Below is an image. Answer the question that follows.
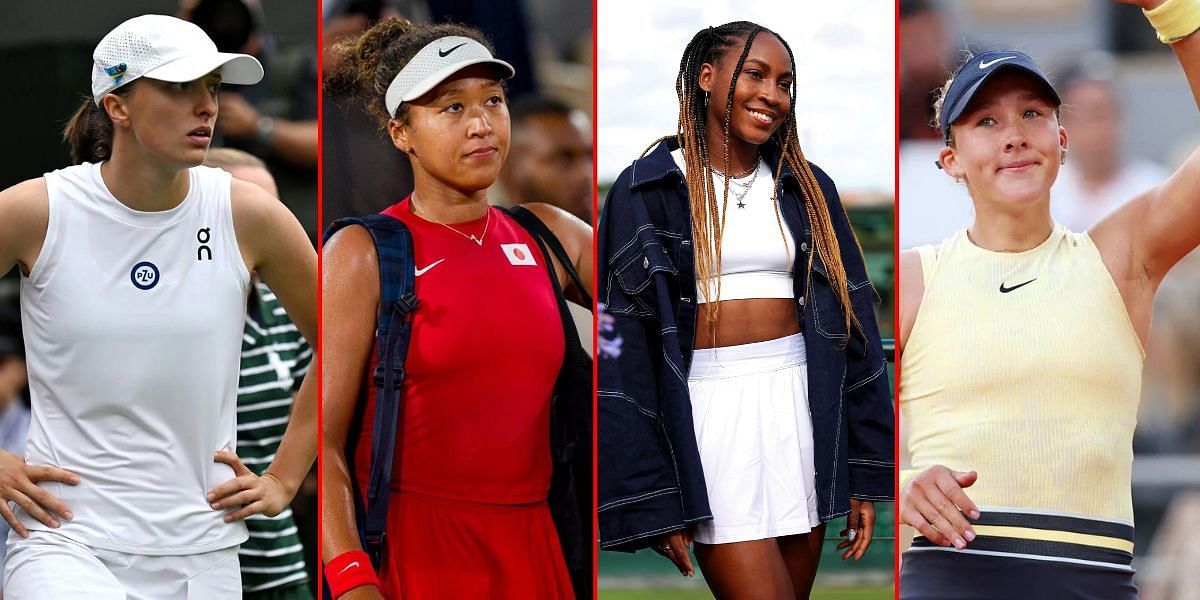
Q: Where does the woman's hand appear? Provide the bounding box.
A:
[207,449,295,521]
[900,465,980,550]
[837,499,875,560]
[0,450,78,537]
[651,529,695,577]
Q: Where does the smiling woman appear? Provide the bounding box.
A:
[0,13,318,599]
[597,20,894,600]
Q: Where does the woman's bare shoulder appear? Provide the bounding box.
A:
[0,177,49,214]
[0,178,51,251]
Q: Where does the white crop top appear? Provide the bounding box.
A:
[671,148,796,303]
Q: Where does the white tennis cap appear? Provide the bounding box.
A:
[91,14,264,105]
[384,36,515,117]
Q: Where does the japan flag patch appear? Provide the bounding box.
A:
[502,243,537,266]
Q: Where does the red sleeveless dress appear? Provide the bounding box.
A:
[351,198,573,598]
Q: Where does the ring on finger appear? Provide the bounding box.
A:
[659,544,672,554]
[848,529,858,541]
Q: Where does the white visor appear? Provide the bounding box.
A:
[384,36,515,117]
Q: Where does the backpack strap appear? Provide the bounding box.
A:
[323,214,418,565]
[502,205,595,599]
[504,206,592,307]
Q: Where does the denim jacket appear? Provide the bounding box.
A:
[597,139,894,551]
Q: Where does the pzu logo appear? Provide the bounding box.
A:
[197,227,212,261]
[130,261,159,290]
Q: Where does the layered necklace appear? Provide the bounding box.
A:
[711,155,760,209]
[410,193,490,246]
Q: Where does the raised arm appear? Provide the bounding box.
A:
[1093,0,1200,290]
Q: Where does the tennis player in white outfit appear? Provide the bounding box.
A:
[0,14,317,599]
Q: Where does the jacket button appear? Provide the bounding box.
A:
[798,296,805,307]
[800,241,809,252]
[643,257,649,269]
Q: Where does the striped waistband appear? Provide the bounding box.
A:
[910,509,1134,572]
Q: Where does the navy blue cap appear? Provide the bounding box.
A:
[939,50,1061,144]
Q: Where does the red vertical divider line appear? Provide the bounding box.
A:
[315,0,325,593]
[892,0,902,597]
[591,0,601,598]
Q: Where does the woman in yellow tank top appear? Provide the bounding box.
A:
[898,1,1200,598]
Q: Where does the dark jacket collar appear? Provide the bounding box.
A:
[628,136,800,189]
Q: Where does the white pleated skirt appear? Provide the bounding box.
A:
[687,332,820,544]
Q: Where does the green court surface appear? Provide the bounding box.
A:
[600,586,893,600]
[599,503,895,579]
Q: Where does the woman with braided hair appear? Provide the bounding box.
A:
[598,20,894,598]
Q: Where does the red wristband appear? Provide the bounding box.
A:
[324,550,381,598]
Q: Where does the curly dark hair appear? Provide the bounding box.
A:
[325,17,496,131]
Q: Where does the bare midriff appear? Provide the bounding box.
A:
[693,297,800,349]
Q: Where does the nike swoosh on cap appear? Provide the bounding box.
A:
[980,56,1017,69]
[438,43,468,57]
[415,258,445,276]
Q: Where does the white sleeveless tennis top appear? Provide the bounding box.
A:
[19,162,250,554]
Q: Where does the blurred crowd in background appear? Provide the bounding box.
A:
[900,0,1200,594]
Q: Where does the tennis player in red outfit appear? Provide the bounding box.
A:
[320,18,593,600]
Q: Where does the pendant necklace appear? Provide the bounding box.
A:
[713,160,760,209]
[411,194,490,246]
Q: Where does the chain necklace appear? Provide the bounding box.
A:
[713,160,760,208]
[710,152,760,179]
[411,194,490,246]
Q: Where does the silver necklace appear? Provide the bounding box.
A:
[712,162,757,179]
[411,194,490,246]
[713,162,760,208]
